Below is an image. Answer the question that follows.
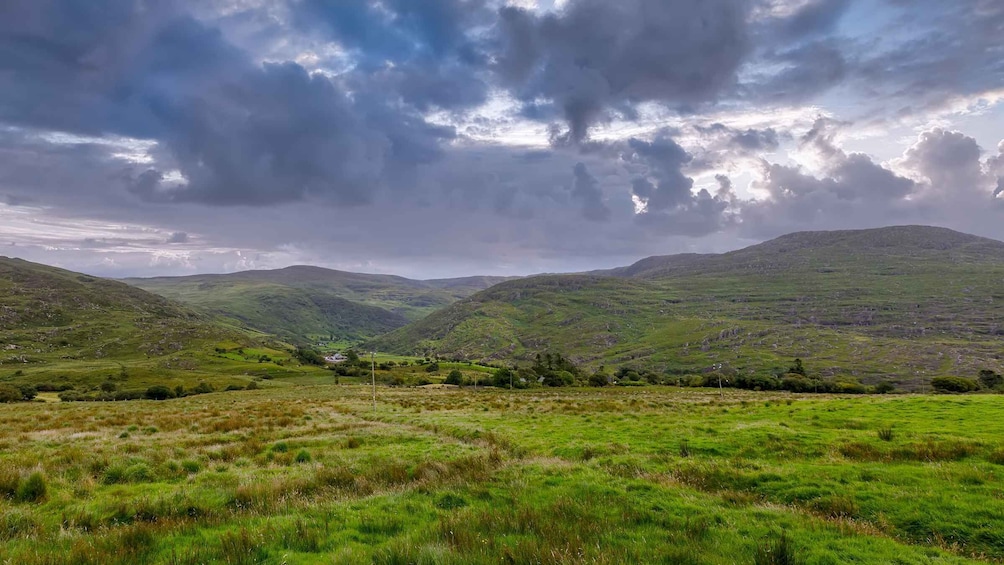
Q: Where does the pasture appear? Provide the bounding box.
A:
[1,384,1002,564]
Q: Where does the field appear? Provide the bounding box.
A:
[2,383,1003,564]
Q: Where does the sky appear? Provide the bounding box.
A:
[0,0,1002,279]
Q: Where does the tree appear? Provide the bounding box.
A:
[344,349,360,364]
[788,358,806,376]
[978,369,1003,389]
[492,367,513,389]
[445,370,464,386]
[588,372,609,387]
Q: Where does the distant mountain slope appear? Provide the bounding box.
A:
[368,226,1004,388]
[125,266,516,343]
[0,257,308,390]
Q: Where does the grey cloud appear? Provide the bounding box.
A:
[570,163,611,222]
[620,132,734,236]
[901,129,988,195]
[166,232,189,244]
[293,0,491,112]
[496,0,752,143]
[0,0,457,207]
[626,136,694,211]
[853,0,1004,113]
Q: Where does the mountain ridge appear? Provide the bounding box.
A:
[366,225,1004,388]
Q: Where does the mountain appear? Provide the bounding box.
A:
[0,257,312,391]
[124,266,515,343]
[368,226,1004,388]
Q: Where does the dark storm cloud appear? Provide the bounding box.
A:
[496,0,752,143]
[569,163,611,222]
[0,0,456,207]
[618,132,734,236]
[626,136,694,211]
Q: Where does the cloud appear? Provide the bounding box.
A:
[496,0,752,143]
[0,0,457,207]
[166,232,189,244]
[900,128,989,196]
[569,163,611,222]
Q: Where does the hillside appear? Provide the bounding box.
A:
[125,267,514,343]
[368,226,1004,388]
[0,257,324,392]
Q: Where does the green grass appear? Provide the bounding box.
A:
[369,226,1004,388]
[0,385,1002,563]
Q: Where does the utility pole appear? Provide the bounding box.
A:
[371,351,376,413]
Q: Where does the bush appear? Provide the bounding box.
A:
[294,449,312,463]
[588,372,609,387]
[246,381,259,390]
[0,385,22,403]
[144,386,175,400]
[978,369,1003,389]
[193,382,214,394]
[931,376,979,393]
[17,385,37,401]
[16,471,47,503]
[100,381,118,392]
[874,381,896,394]
[425,362,440,373]
[444,370,463,386]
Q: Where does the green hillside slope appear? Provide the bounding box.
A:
[368,226,1004,388]
[0,257,324,392]
[125,267,514,343]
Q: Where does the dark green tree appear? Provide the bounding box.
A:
[445,369,464,386]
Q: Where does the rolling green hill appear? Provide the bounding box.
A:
[125,267,514,343]
[368,226,1004,388]
[0,257,326,392]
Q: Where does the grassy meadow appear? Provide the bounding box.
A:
[2,383,1003,564]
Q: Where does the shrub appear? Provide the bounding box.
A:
[931,376,979,393]
[978,369,1003,389]
[16,472,47,503]
[294,449,312,463]
[444,370,463,386]
[246,381,259,390]
[100,381,118,392]
[0,385,22,403]
[874,381,896,394]
[193,382,214,394]
[878,428,894,441]
[588,372,609,387]
[144,385,175,400]
[17,385,37,401]
[425,362,440,373]
[225,384,244,391]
